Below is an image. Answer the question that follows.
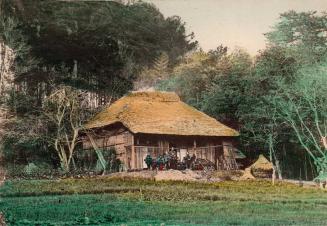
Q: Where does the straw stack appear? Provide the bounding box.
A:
[250,154,273,178]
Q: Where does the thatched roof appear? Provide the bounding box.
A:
[85,91,239,137]
[250,154,273,171]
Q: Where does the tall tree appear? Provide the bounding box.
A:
[274,61,327,175]
[266,11,327,63]
[134,52,170,90]
[43,86,90,172]
[0,0,197,169]
[3,0,197,103]
[201,48,252,128]
[157,48,232,108]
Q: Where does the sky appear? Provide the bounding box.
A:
[145,0,327,55]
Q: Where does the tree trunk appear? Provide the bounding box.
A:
[268,134,282,181]
[274,156,283,180]
[322,136,327,150]
[0,41,15,95]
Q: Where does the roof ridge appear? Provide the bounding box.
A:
[127,91,180,102]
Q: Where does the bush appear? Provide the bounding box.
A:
[6,162,60,179]
[23,163,38,175]
[5,89,39,116]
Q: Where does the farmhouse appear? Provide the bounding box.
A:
[82,91,241,170]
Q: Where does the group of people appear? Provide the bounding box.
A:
[144,152,175,170]
[183,153,197,169]
[144,150,197,170]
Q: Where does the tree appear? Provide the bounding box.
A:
[3,0,197,103]
[157,49,231,108]
[0,16,39,97]
[134,52,170,90]
[236,46,299,179]
[43,86,90,172]
[153,52,170,79]
[275,62,327,175]
[240,96,285,179]
[266,11,327,63]
[1,112,50,166]
[261,11,327,178]
[199,48,252,127]
[1,0,197,171]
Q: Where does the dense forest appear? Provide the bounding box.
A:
[0,1,326,180]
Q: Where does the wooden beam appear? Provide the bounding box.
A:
[131,134,135,169]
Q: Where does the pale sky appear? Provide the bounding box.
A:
[145,0,327,55]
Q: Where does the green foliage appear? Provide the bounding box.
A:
[1,88,47,166]
[158,32,323,179]
[5,162,58,179]
[143,10,326,179]
[158,47,252,113]
[266,11,327,63]
[1,178,327,225]
[2,1,327,181]
[0,1,197,174]
[95,148,122,173]
[158,48,236,108]
[1,177,325,200]
[134,51,171,89]
[274,60,327,173]
[0,16,39,74]
[105,148,122,173]
[73,148,121,174]
[3,1,196,94]
[23,163,38,176]
[314,171,327,182]
[1,115,52,166]
[5,89,39,116]
[235,46,300,177]
[94,159,105,174]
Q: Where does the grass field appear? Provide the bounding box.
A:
[1,177,327,225]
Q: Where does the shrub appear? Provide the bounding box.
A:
[23,163,38,175]
[77,147,122,174]
[6,162,60,179]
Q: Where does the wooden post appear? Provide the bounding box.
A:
[131,135,135,169]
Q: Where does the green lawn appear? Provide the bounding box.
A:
[1,177,327,225]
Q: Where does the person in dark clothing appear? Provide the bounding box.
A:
[144,154,153,170]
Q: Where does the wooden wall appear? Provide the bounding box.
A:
[82,123,133,165]
[82,126,237,170]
